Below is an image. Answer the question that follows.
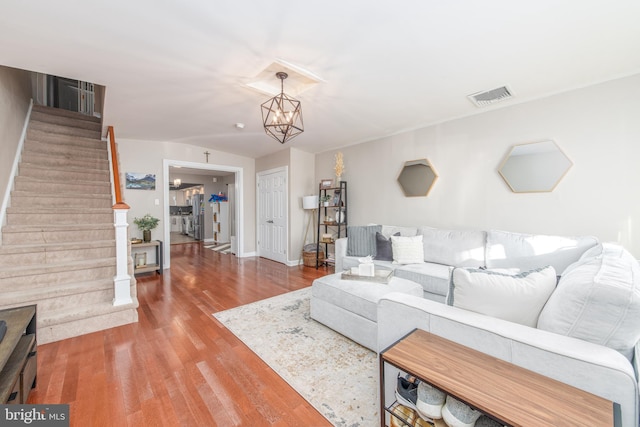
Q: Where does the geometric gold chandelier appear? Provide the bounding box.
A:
[261,72,304,144]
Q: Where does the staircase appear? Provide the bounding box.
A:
[0,105,139,344]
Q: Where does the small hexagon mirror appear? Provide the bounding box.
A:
[499,140,572,193]
[397,159,438,197]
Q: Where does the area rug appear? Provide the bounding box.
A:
[204,242,232,254]
[213,287,378,426]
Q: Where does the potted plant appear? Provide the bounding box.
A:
[133,214,160,242]
[320,195,331,207]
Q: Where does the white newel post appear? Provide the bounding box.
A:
[113,208,133,306]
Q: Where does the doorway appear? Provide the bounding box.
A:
[162,159,244,269]
[256,167,288,264]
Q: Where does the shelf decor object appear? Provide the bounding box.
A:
[341,268,393,284]
[261,72,304,144]
[334,151,345,182]
[133,213,160,242]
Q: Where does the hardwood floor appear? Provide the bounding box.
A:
[28,243,333,426]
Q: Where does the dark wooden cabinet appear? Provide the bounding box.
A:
[0,305,37,404]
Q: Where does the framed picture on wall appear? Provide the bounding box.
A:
[320,178,333,189]
[126,172,156,190]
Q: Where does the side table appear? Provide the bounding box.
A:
[380,329,620,426]
[131,240,163,275]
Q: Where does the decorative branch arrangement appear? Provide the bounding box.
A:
[334,151,344,182]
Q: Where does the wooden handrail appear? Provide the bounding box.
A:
[107,126,130,210]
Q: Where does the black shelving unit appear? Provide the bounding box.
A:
[316,181,348,269]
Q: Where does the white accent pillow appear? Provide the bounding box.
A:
[537,243,640,360]
[391,235,424,265]
[447,266,557,327]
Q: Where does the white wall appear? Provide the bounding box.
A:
[116,138,255,263]
[289,148,316,262]
[315,74,640,257]
[0,66,31,210]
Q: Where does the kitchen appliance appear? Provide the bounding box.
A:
[183,216,193,237]
[192,194,205,240]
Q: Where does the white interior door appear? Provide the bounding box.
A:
[257,168,287,264]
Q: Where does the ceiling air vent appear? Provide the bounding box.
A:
[467,85,513,107]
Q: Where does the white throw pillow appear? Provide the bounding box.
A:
[391,235,424,264]
[537,243,640,361]
[447,266,557,327]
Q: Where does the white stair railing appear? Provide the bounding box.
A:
[106,126,133,306]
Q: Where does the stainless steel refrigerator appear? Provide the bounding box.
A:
[192,194,205,240]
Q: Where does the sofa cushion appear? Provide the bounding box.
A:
[395,262,453,297]
[485,229,598,275]
[381,225,419,238]
[346,225,382,257]
[537,243,640,361]
[419,227,486,268]
[311,273,423,322]
[447,266,557,327]
[374,231,400,261]
[392,235,425,264]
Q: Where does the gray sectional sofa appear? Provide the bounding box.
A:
[325,225,640,426]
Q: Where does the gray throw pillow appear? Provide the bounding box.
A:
[374,231,399,261]
[346,225,382,257]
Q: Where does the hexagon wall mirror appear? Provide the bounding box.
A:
[499,140,572,193]
[397,159,438,197]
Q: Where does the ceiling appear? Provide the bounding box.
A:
[1,1,639,159]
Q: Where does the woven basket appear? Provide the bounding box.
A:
[303,250,324,267]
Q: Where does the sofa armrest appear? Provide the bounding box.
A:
[334,237,348,272]
[378,293,639,427]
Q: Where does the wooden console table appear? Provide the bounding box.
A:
[380,329,619,426]
[131,240,163,275]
